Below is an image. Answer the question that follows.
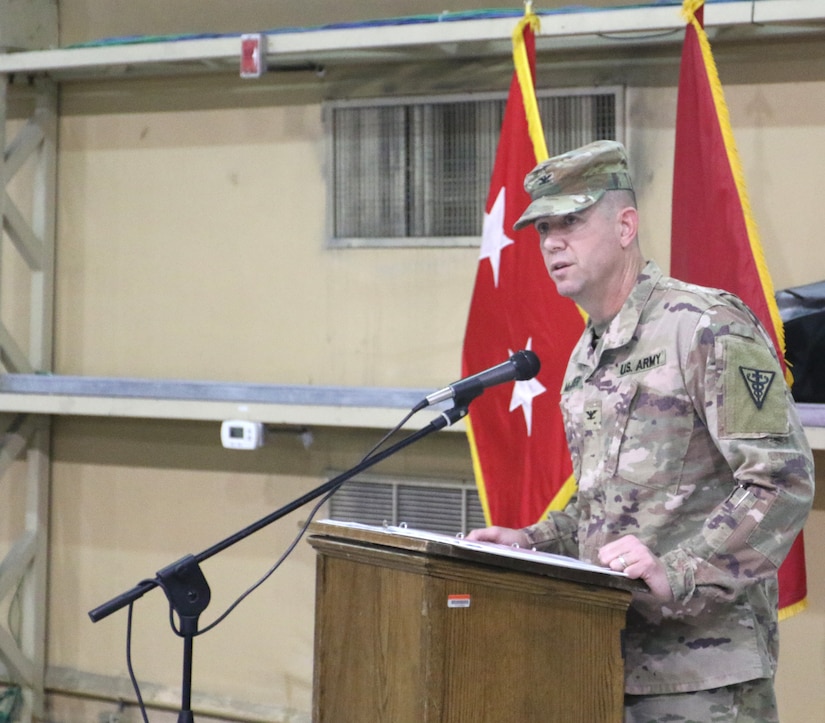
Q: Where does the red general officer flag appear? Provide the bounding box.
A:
[462,10,584,529]
[671,0,807,617]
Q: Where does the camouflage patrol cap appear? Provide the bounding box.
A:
[513,140,634,230]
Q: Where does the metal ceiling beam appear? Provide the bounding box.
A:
[0,2,823,80]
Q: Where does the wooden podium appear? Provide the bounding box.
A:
[307,521,642,723]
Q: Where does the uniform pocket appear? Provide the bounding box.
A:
[613,380,694,488]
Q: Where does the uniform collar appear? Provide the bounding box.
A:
[584,260,661,354]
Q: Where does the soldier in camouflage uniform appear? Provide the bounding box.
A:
[467,140,814,722]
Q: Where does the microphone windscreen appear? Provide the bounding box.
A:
[511,349,541,380]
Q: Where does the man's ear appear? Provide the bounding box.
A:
[617,206,639,249]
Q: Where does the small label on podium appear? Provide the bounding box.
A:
[447,593,471,608]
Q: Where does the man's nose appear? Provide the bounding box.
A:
[542,233,565,252]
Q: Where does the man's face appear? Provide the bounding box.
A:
[534,198,623,308]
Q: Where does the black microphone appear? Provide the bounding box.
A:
[414,350,541,411]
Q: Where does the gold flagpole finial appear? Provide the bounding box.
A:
[518,0,541,35]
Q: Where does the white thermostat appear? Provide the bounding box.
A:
[220,420,265,450]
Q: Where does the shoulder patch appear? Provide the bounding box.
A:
[720,336,788,437]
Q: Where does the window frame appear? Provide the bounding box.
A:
[324,85,626,249]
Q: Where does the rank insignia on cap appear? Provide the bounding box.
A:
[739,366,776,410]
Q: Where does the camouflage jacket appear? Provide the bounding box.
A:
[523,261,814,695]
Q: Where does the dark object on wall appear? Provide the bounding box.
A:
[776,280,825,404]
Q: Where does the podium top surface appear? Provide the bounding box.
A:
[308,519,646,594]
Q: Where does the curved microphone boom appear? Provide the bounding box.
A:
[414,349,541,412]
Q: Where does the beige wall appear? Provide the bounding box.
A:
[56,85,477,387]
[3,2,825,721]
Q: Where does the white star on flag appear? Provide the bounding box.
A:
[479,186,514,288]
[508,339,546,436]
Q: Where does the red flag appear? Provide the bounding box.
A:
[462,11,584,529]
[671,0,807,617]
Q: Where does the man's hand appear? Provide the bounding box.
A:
[465,526,530,548]
[598,535,673,600]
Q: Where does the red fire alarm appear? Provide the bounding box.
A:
[240,33,265,78]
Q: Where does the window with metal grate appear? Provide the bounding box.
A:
[325,87,623,247]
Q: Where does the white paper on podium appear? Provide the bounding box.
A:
[316,519,628,578]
